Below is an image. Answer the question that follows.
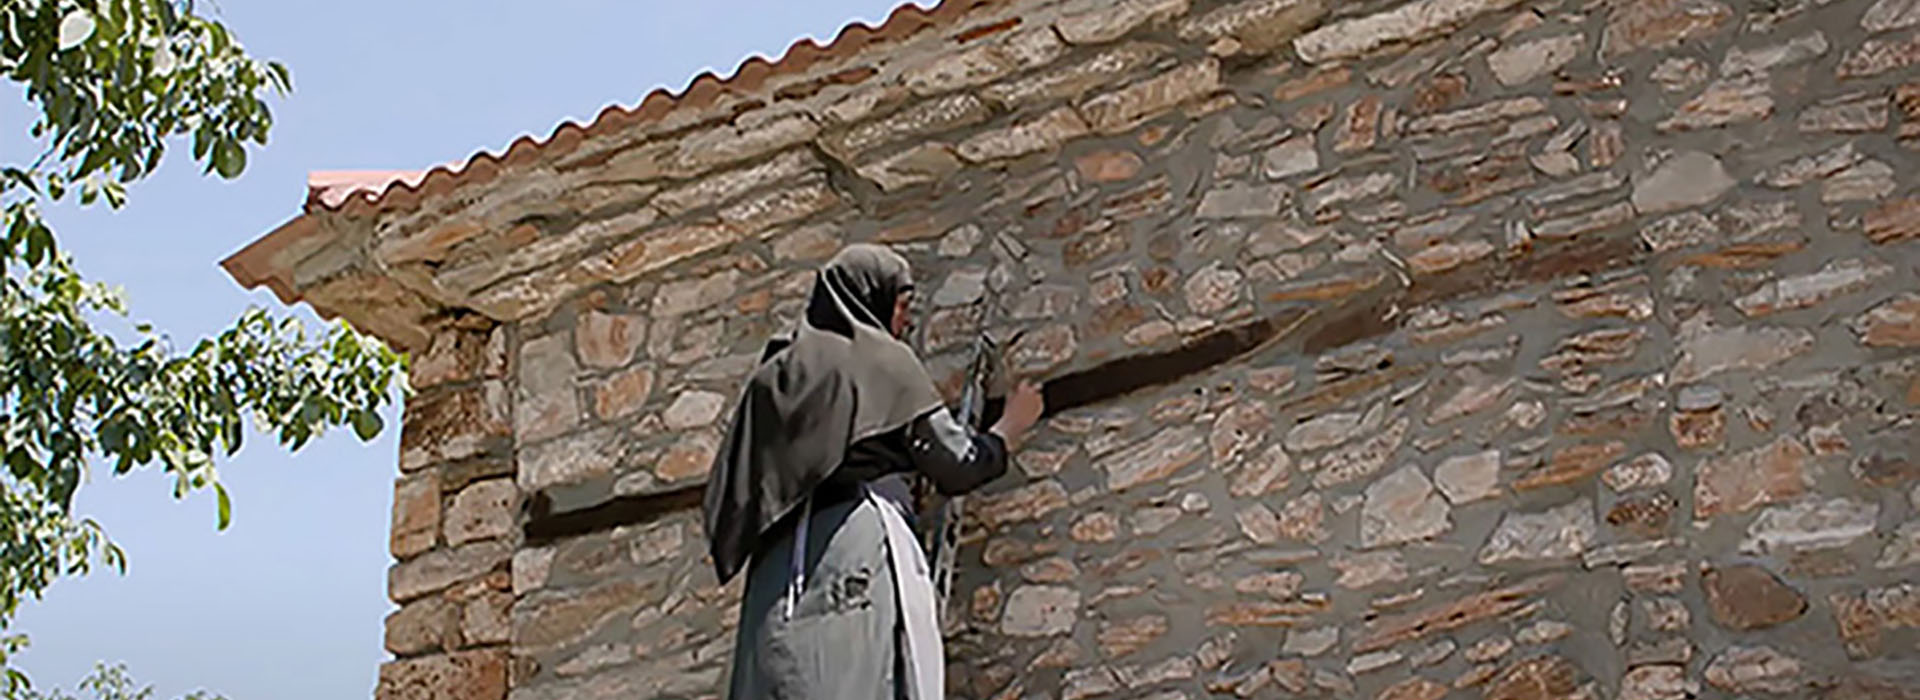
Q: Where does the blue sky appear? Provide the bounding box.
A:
[4,2,918,697]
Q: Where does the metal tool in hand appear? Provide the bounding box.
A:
[922,293,1002,627]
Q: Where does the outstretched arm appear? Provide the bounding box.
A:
[907,381,1044,495]
[906,407,1009,495]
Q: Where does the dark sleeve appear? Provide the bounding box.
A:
[905,407,1009,495]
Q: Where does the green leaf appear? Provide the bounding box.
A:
[23,224,50,268]
[351,409,382,442]
[211,140,243,179]
[213,483,231,531]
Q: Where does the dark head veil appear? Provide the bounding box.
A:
[702,244,945,583]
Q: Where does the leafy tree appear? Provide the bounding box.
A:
[1,0,408,691]
[19,662,223,700]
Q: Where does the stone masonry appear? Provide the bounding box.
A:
[224,0,1920,698]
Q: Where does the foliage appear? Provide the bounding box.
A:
[0,0,410,693]
[13,661,225,700]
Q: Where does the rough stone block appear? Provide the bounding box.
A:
[401,382,510,472]
[443,478,518,547]
[1057,0,1188,44]
[956,107,1090,163]
[1487,34,1583,86]
[391,474,440,559]
[410,327,507,390]
[1297,0,1521,63]
[375,649,507,700]
[389,540,511,603]
[1179,0,1326,55]
[1079,60,1221,134]
[1603,0,1732,57]
[385,596,461,657]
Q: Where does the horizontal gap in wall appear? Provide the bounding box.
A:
[1039,306,1317,416]
[523,484,704,546]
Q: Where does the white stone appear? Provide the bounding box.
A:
[1464,635,1513,663]
[1001,585,1080,637]
[1178,0,1324,52]
[1056,0,1189,44]
[1720,31,1829,76]
[1408,639,1455,667]
[1739,497,1880,555]
[662,391,727,430]
[1516,620,1573,644]
[516,335,580,443]
[1332,550,1407,589]
[1345,650,1402,675]
[1133,506,1183,535]
[1822,159,1898,202]
[1755,142,1861,188]
[1877,520,1920,569]
[932,268,989,307]
[1604,452,1675,492]
[1487,34,1583,85]
[388,541,511,602]
[1062,667,1120,700]
[518,426,624,491]
[1405,97,1547,134]
[1632,151,1734,215]
[1361,465,1452,548]
[1704,645,1803,694]
[511,546,555,595]
[1479,499,1597,564]
[1734,258,1893,316]
[1080,59,1220,133]
[1311,417,1410,489]
[955,107,1090,162]
[938,224,984,257]
[651,271,743,319]
[1621,665,1699,700]
[1248,221,1328,256]
[443,479,518,546]
[1434,450,1501,504]
[1651,57,1708,92]
[1284,409,1366,452]
[1671,321,1815,384]
[1584,539,1680,569]
[1505,400,1546,430]
[1306,172,1396,212]
[1864,0,1920,33]
[1262,135,1319,180]
[1295,0,1524,63]
[1183,264,1244,316]
[1283,625,1339,657]
[1197,183,1289,218]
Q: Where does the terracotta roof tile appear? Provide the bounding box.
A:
[309,0,988,216]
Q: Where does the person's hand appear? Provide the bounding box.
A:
[992,381,1045,451]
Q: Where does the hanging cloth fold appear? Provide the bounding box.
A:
[868,484,944,700]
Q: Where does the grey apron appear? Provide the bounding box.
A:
[726,485,943,700]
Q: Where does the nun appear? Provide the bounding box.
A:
[703,243,1046,700]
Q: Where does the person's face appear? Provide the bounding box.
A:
[890,291,913,339]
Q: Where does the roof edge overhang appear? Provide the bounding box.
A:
[218,0,983,349]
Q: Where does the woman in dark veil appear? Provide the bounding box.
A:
[703,244,1044,700]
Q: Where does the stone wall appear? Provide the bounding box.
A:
[371,0,1920,698]
[377,321,516,698]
